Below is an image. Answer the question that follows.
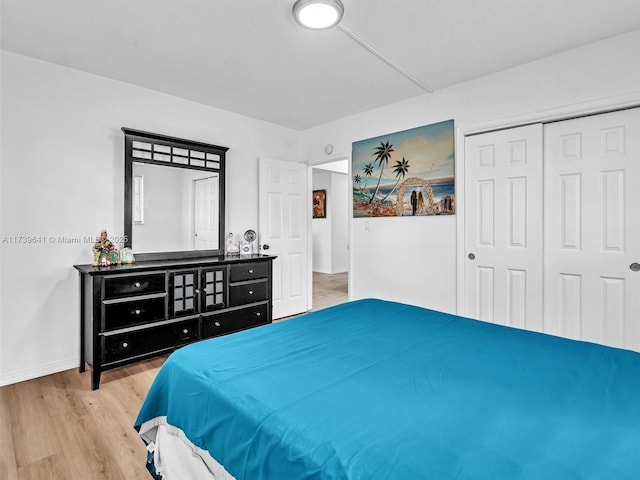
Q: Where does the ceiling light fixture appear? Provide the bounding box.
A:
[292,0,344,30]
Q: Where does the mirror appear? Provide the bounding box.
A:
[131,163,220,252]
[123,128,228,260]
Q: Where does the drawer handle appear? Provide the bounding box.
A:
[248,269,254,274]
[122,342,129,348]
[182,328,189,334]
[134,282,141,288]
[255,312,261,317]
[134,309,141,315]
[248,290,254,295]
[214,321,221,327]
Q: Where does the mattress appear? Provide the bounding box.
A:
[135,298,640,479]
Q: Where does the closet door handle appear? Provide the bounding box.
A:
[468,253,476,260]
[630,262,640,272]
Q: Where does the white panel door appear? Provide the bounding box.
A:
[259,157,309,319]
[544,108,640,350]
[193,175,219,250]
[464,124,544,331]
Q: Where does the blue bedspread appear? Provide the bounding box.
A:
[135,299,640,479]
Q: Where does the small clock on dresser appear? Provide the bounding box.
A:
[240,229,257,255]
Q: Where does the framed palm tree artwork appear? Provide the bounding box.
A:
[352,119,455,217]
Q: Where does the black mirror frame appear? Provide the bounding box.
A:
[122,127,228,261]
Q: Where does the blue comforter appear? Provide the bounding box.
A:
[135,299,640,479]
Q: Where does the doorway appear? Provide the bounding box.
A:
[311,160,350,310]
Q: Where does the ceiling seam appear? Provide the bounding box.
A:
[337,24,434,94]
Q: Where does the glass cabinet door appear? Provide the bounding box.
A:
[201,267,226,312]
[169,270,199,317]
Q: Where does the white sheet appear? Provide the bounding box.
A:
[139,416,236,480]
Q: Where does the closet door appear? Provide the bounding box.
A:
[464,124,544,331]
[544,108,640,350]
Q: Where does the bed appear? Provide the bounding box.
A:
[134,299,640,479]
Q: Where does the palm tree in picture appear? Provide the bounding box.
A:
[381,157,410,202]
[353,174,362,194]
[361,163,374,195]
[369,141,394,204]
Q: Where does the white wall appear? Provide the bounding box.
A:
[302,29,640,314]
[312,170,332,273]
[330,172,348,273]
[312,169,348,274]
[0,51,301,386]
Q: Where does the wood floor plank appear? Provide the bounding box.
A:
[0,386,19,480]
[81,373,154,478]
[16,454,72,480]
[40,369,90,423]
[5,379,63,468]
[25,373,115,480]
[58,414,128,480]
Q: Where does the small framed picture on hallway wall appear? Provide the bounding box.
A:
[313,190,326,218]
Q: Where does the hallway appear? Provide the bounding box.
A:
[312,271,348,311]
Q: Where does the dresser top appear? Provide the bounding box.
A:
[74,254,275,276]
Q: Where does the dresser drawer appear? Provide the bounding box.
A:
[229,280,268,307]
[202,304,268,338]
[229,262,268,282]
[104,273,166,299]
[103,297,166,331]
[103,319,199,364]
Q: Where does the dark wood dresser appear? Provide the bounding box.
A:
[74,255,274,389]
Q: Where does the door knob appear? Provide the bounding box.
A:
[468,253,476,260]
[630,262,640,272]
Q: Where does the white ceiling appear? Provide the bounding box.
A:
[3,0,640,130]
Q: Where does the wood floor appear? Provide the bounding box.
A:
[0,358,164,480]
[0,272,348,480]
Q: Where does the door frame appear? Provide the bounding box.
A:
[456,91,640,315]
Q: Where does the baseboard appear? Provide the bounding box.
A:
[0,357,78,387]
